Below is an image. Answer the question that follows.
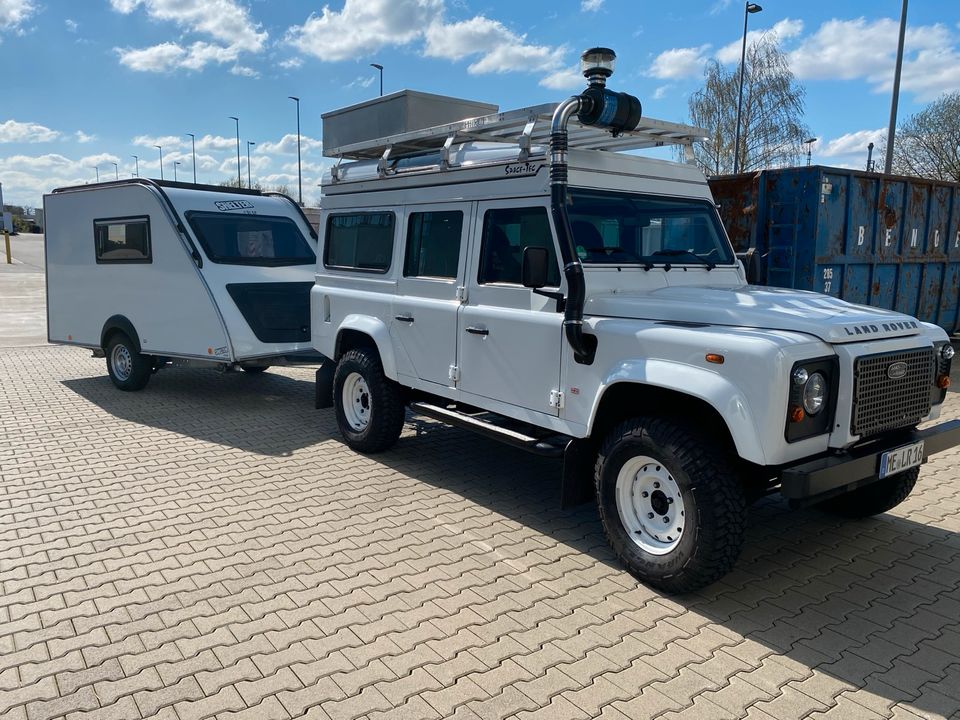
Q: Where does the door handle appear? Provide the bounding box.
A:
[465,326,489,336]
[394,315,415,323]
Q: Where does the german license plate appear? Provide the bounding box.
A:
[878,441,925,479]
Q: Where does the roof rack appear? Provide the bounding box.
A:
[325,103,708,163]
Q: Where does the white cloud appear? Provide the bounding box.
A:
[75,130,96,143]
[0,120,59,143]
[286,0,441,62]
[819,128,885,158]
[111,0,266,73]
[789,18,960,102]
[581,0,603,11]
[539,66,584,90]
[194,134,238,152]
[653,85,671,100]
[278,57,303,70]
[64,18,77,32]
[347,75,375,89]
[230,65,259,78]
[709,0,731,16]
[256,134,323,155]
[132,134,185,150]
[424,16,564,74]
[0,0,34,29]
[715,18,804,64]
[648,45,711,80]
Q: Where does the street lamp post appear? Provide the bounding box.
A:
[228,116,241,187]
[884,0,908,174]
[154,145,164,180]
[186,133,197,184]
[370,63,383,96]
[733,2,762,175]
[91,166,99,182]
[131,155,139,178]
[174,161,181,182]
[246,141,255,189]
[111,162,119,180]
[867,142,875,172]
[803,137,817,167]
[288,96,302,205]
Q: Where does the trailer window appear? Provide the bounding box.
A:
[186,212,315,266]
[404,211,463,279]
[325,212,395,273]
[94,217,151,263]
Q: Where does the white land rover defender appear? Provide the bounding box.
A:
[312,49,959,592]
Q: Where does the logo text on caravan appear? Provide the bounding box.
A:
[215,200,255,211]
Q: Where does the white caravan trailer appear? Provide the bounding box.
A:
[44,179,321,390]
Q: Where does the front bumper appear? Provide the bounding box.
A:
[779,419,960,503]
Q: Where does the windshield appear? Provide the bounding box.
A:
[567,189,734,266]
[187,212,316,267]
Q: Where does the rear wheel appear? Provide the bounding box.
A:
[333,348,405,453]
[817,468,920,518]
[105,333,151,391]
[596,417,747,593]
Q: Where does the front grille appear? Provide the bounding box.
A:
[852,347,934,437]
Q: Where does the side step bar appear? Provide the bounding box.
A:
[409,401,566,457]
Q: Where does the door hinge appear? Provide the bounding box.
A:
[456,286,468,303]
[549,389,565,409]
[448,365,460,384]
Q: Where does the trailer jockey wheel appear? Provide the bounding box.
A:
[105,332,152,391]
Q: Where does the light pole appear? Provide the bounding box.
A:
[370,63,383,96]
[803,137,817,167]
[154,145,164,180]
[186,133,197,184]
[228,116,241,187]
[867,142,875,172]
[246,141,255,189]
[733,2,762,175]
[131,155,139,177]
[884,0,908,174]
[91,166,99,182]
[111,162,119,180]
[288,96,302,204]
[174,161,181,182]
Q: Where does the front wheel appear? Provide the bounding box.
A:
[595,417,747,594]
[817,467,919,518]
[105,333,151,391]
[333,348,405,453]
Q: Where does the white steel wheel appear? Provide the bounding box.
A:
[341,372,372,431]
[110,343,134,382]
[615,455,686,555]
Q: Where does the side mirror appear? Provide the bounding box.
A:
[522,246,549,289]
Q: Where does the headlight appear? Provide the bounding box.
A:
[942,344,956,360]
[802,372,827,415]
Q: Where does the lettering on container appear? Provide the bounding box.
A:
[822,267,833,293]
[885,228,893,247]
[956,230,959,248]
[934,229,940,247]
[857,225,865,246]
[910,228,918,248]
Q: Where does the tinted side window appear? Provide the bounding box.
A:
[325,212,395,272]
[186,212,315,267]
[478,207,560,286]
[404,211,463,279]
[94,217,151,263]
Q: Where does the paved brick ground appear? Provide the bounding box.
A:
[1,345,959,720]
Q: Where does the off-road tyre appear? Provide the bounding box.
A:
[105,332,152,391]
[333,348,405,453]
[595,417,747,594]
[817,467,920,518]
[242,366,269,374]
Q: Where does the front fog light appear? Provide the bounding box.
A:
[802,372,827,415]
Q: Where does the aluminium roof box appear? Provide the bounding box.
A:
[322,90,497,158]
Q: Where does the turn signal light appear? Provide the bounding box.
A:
[936,374,950,389]
[789,405,805,423]
[705,353,725,364]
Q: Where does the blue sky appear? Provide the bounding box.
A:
[1,0,958,208]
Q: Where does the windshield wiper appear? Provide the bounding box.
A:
[650,249,716,270]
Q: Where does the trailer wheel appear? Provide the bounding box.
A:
[595,417,747,594]
[817,467,920,518]
[105,333,151,391]
[333,348,404,453]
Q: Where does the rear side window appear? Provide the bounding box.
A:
[187,212,315,267]
[94,217,151,263]
[325,212,395,273]
[478,207,560,286]
[404,211,463,279]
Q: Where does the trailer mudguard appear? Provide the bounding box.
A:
[100,315,141,353]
